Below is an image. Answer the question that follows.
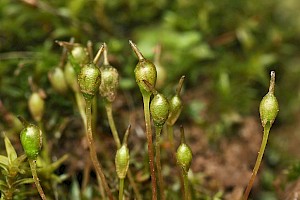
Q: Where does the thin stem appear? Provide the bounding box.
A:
[104,102,142,200]
[167,125,174,151]
[85,100,114,200]
[142,94,157,200]
[182,171,190,200]
[105,102,121,148]
[127,170,142,200]
[155,126,165,200]
[242,123,271,200]
[28,159,47,200]
[119,178,124,200]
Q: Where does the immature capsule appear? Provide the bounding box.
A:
[259,71,279,127]
[48,67,68,94]
[99,43,119,102]
[143,80,170,127]
[176,126,192,173]
[18,117,42,159]
[71,46,88,65]
[167,76,185,126]
[78,63,101,100]
[115,125,131,179]
[129,40,157,97]
[28,92,45,122]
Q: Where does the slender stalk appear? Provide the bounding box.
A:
[142,94,157,200]
[119,178,124,200]
[104,102,142,200]
[167,124,184,196]
[85,100,114,200]
[167,125,174,152]
[242,123,271,200]
[105,102,121,147]
[28,159,47,200]
[155,126,165,200]
[182,171,190,200]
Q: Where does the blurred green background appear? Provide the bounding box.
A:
[1,0,300,199]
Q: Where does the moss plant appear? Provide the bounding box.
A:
[100,43,142,200]
[115,125,131,200]
[129,40,157,200]
[242,71,279,200]
[143,80,169,200]
[77,47,114,200]
[18,117,47,200]
[176,126,192,200]
[167,76,185,150]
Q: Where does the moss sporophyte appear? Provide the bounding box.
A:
[130,40,158,200]
[243,71,279,200]
[18,117,47,200]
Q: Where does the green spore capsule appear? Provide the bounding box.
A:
[115,145,130,179]
[176,126,192,173]
[167,76,185,126]
[129,40,157,97]
[99,43,119,102]
[71,46,89,64]
[18,117,42,159]
[143,80,170,127]
[259,71,279,127]
[78,63,101,100]
[115,125,131,179]
[151,94,169,127]
[48,67,68,94]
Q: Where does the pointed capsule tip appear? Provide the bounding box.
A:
[17,116,28,127]
[93,44,105,64]
[123,124,131,145]
[180,125,186,143]
[176,76,186,95]
[129,40,144,61]
[269,71,276,94]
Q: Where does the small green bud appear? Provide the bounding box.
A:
[143,80,170,127]
[167,76,185,126]
[176,126,192,173]
[115,125,131,179]
[18,117,42,159]
[28,92,45,122]
[151,93,169,127]
[259,71,279,127]
[78,63,101,100]
[64,62,79,92]
[99,43,119,102]
[115,145,130,179]
[71,46,88,64]
[129,40,157,97]
[48,67,68,94]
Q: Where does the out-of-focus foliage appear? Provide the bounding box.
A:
[1,0,300,199]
